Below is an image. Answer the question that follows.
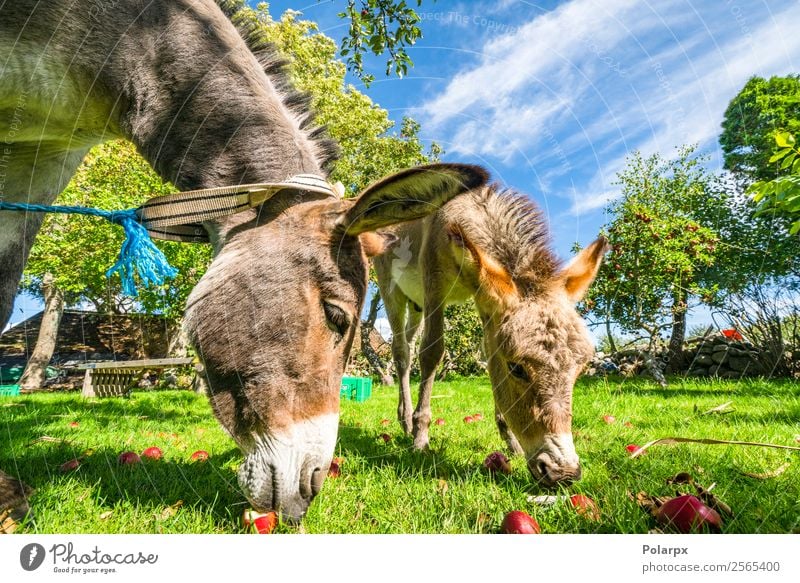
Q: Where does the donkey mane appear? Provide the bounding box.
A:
[460,185,558,292]
[215,0,339,171]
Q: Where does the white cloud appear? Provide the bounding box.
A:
[419,0,800,218]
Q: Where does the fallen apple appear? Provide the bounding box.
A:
[69,421,80,428]
[118,451,141,465]
[59,458,81,473]
[569,494,600,521]
[624,421,634,428]
[602,415,615,424]
[328,460,341,478]
[190,450,209,462]
[379,433,391,443]
[243,509,278,534]
[380,419,390,426]
[472,413,484,421]
[142,447,163,460]
[626,444,643,455]
[655,495,722,533]
[483,451,512,475]
[434,418,445,426]
[501,510,540,534]
[463,416,475,424]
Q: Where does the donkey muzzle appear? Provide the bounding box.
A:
[527,432,581,487]
[237,414,338,523]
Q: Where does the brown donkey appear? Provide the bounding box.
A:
[375,186,608,486]
[0,0,488,521]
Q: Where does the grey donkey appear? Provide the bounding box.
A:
[375,185,608,486]
[0,0,489,522]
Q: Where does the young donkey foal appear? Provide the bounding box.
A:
[375,186,608,486]
[0,0,488,521]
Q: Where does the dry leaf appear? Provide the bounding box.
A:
[99,511,113,520]
[157,500,184,520]
[0,510,19,534]
[436,479,448,495]
[631,436,800,458]
[739,462,790,480]
[700,401,734,415]
[666,472,693,485]
[26,436,70,447]
[475,512,492,531]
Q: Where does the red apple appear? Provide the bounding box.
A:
[243,509,278,534]
[328,460,341,478]
[380,433,391,443]
[60,458,81,473]
[602,415,615,424]
[472,413,484,421]
[624,421,634,428]
[655,495,722,533]
[501,510,540,534]
[141,446,163,460]
[463,416,475,424]
[569,494,600,521]
[626,444,643,455]
[380,419,390,426]
[69,421,80,428]
[435,418,445,426]
[118,451,141,465]
[483,451,512,475]
[190,450,209,462]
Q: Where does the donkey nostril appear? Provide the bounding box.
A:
[310,467,325,497]
[536,460,549,479]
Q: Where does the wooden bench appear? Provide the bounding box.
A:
[78,358,196,398]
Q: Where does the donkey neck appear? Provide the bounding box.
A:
[101,1,330,244]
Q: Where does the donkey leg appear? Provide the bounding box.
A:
[495,408,525,456]
[412,303,445,450]
[379,286,414,434]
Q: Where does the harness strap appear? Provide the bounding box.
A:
[136,175,340,242]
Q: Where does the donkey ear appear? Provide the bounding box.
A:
[336,164,489,235]
[558,236,610,302]
[450,225,518,306]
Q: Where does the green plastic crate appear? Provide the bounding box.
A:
[0,384,20,397]
[340,376,372,402]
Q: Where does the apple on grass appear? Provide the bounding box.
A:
[501,511,540,534]
[190,450,209,462]
[569,494,600,521]
[69,421,80,428]
[434,418,445,426]
[626,444,643,455]
[59,458,81,473]
[602,415,615,424]
[118,451,141,465]
[243,509,278,534]
[328,460,341,478]
[141,447,163,460]
[380,419,390,426]
[472,413,484,421]
[655,495,722,533]
[483,451,512,475]
[379,433,391,443]
[463,416,475,424]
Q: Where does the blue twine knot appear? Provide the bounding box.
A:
[0,201,178,297]
[105,209,179,297]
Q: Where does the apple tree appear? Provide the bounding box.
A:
[582,146,721,381]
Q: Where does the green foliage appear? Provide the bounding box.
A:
[441,301,485,377]
[583,146,720,341]
[720,74,800,182]
[337,0,427,86]
[749,131,800,235]
[22,141,212,320]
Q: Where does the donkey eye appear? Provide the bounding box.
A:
[323,301,349,337]
[507,361,530,382]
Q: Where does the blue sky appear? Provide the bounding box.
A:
[8,1,800,336]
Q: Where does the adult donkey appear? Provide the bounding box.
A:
[375,185,607,486]
[0,0,488,521]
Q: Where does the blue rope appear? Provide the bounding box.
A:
[0,201,178,297]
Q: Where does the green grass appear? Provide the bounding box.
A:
[1,376,798,533]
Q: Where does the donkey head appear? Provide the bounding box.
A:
[463,236,609,487]
[185,164,487,521]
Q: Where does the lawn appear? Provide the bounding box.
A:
[1,376,798,534]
